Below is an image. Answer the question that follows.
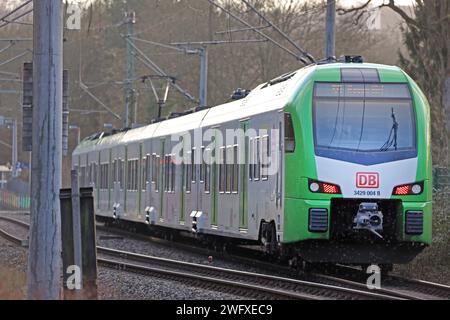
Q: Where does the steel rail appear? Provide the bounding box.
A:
[97,257,318,300]
[0,227,23,246]
[1,212,448,300]
[96,223,450,300]
[385,275,450,300]
[97,246,402,300]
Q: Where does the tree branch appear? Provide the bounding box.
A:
[337,0,371,15]
[338,0,419,28]
[379,0,419,28]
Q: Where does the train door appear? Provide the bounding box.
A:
[141,149,151,222]
[239,120,249,231]
[180,146,185,224]
[159,139,165,222]
[164,139,178,225]
[144,144,152,220]
[138,143,143,217]
[148,141,161,224]
[211,129,219,227]
[123,145,128,214]
[276,112,283,210]
[108,149,112,211]
[112,156,120,215]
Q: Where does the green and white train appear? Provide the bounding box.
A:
[73,61,432,267]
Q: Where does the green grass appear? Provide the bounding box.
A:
[394,190,450,284]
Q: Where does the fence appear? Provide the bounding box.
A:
[0,189,30,210]
[433,167,450,191]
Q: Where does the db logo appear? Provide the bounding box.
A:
[356,172,379,188]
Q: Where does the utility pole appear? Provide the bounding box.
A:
[124,10,136,128]
[27,0,63,300]
[199,47,208,107]
[11,119,17,177]
[325,0,336,61]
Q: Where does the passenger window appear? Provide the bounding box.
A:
[191,148,196,183]
[254,137,261,181]
[200,147,205,183]
[155,155,160,192]
[145,155,151,189]
[134,160,139,191]
[185,152,192,192]
[285,113,295,153]
[205,149,211,193]
[164,155,169,193]
[127,160,139,191]
[233,145,239,193]
[151,154,156,184]
[171,155,176,192]
[127,161,131,191]
[120,160,124,190]
[249,138,254,181]
[113,160,117,184]
[219,147,226,193]
[141,158,146,191]
[262,135,270,181]
[226,147,233,193]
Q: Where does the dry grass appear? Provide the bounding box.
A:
[395,190,450,285]
[0,266,26,300]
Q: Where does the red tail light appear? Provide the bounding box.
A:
[309,179,341,194]
[393,182,424,196]
[323,183,340,194]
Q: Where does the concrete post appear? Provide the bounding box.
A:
[27,0,63,300]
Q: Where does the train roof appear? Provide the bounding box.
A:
[73,62,405,156]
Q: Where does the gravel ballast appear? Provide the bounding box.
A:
[0,211,243,300]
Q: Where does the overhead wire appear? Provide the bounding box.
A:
[0,50,31,68]
[207,0,306,64]
[77,21,122,120]
[240,0,316,63]
[0,1,33,29]
[0,42,15,55]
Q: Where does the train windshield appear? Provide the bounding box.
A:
[313,83,415,153]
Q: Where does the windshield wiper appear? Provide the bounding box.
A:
[380,108,399,151]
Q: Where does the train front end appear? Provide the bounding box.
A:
[283,63,432,265]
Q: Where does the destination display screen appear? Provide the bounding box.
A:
[314,83,411,99]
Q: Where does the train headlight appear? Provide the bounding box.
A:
[309,182,320,192]
[412,184,422,195]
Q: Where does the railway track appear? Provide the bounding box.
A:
[315,264,450,300]
[0,215,396,300]
[97,246,399,300]
[384,275,450,300]
[96,222,450,300]
[1,213,449,300]
[0,215,29,246]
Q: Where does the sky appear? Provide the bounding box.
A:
[340,0,415,6]
[5,0,416,7]
[4,0,417,11]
